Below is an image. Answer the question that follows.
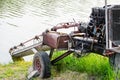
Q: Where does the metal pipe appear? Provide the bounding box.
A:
[105,0,109,49]
[51,51,73,65]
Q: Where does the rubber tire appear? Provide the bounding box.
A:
[33,51,51,78]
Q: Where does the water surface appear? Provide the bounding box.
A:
[0,0,119,64]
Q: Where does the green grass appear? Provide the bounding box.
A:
[52,51,115,80]
[0,51,119,80]
[0,61,32,80]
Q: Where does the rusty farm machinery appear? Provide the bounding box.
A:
[9,5,120,79]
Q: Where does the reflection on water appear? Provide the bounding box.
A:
[0,0,120,64]
[0,0,26,18]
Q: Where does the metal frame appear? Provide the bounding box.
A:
[105,0,109,49]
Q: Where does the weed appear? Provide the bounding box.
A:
[52,51,115,80]
[0,51,118,80]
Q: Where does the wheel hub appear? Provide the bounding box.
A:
[34,57,42,73]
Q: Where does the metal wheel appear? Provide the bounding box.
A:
[33,51,51,78]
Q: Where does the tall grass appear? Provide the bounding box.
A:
[0,51,118,80]
[52,51,115,80]
[0,61,32,79]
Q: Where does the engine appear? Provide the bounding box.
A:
[86,5,120,45]
[73,6,107,57]
[78,6,106,44]
[74,5,120,57]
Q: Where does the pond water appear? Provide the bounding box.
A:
[0,0,119,64]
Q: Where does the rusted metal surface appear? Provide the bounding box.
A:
[9,35,50,58]
[9,22,79,59]
[104,47,120,56]
[9,35,42,54]
[12,45,50,57]
[43,31,69,49]
[51,22,80,31]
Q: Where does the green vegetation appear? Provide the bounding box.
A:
[0,51,118,80]
[0,61,32,80]
[52,51,115,80]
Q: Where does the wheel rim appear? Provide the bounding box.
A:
[34,56,42,74]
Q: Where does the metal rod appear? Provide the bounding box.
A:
[49,48,54,59]
[105,0,109,49]
[51,51,73,65]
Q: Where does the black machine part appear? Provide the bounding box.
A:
[74,5,120,57]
